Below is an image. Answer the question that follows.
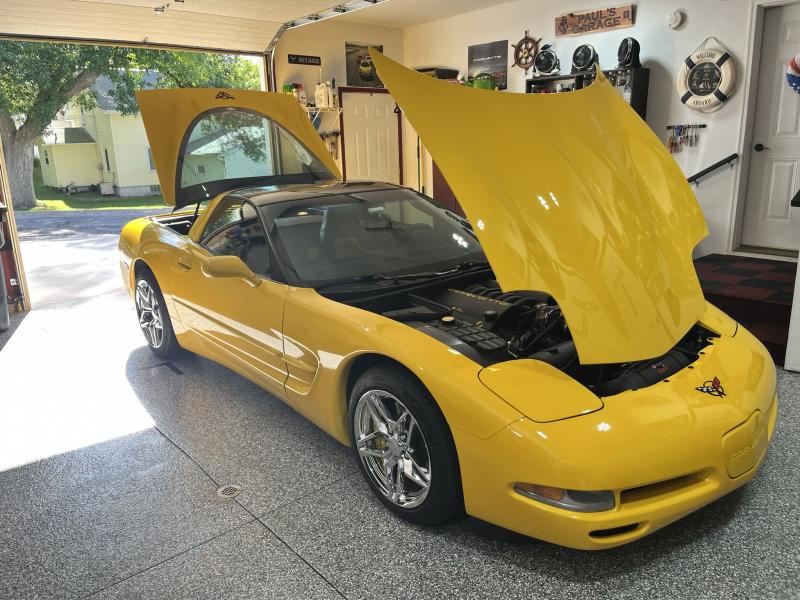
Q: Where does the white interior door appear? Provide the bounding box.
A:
[342,90,401,184]
[742,3,800,251]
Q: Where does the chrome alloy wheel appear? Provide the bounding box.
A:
[135,280,164,349]
[353,390,432,508]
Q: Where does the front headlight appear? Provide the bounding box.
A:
[514,483,615,512]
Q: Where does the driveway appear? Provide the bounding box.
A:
[14,208,162,309]
[14,208,163,240]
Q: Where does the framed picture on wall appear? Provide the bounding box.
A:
[345,42,384,87]
[468,40,508,90]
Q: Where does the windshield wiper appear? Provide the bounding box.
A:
[382,259,490,282]
[314,259,490,292]
[314,273,395,291]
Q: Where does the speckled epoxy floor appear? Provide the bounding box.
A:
[0,243,798,598]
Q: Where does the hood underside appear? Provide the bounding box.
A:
[371,51,708,365]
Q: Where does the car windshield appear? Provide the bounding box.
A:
[263,188,486,287]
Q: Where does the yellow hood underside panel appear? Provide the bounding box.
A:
[372,50,708,364]
[136,88,341,207]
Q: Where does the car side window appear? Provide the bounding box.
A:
[202,197,244,240]
[203,203,271,277]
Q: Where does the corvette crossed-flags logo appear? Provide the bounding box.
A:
[695,376,726,397]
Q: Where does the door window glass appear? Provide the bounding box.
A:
[204,203,271,276]
[203,196,244,239]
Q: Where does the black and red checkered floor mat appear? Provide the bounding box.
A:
[694,254,796,305]
[694,254,796,364]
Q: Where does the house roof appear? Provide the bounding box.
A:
[92,72,159,112]
[63,127,95,143]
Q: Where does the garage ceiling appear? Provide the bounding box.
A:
[337,0,516,28]
[2,0,337,53]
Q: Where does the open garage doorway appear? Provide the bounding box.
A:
[1,40,265,315]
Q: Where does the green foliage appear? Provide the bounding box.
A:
[0,40,261,135]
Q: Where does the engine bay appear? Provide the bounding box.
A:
[355,277,717,397]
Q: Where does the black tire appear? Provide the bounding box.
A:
[135,268,181,359]
[348,364,463,525]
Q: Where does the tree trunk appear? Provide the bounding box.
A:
[2,137,35,210]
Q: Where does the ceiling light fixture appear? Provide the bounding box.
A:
[285,0,390,30]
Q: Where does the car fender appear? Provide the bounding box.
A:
[281,287,525,445]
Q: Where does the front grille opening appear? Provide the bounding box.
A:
[589,523,639,538]
[620,472,707,505]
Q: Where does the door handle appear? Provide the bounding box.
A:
[177,257,192,271]
[754,143,770,152]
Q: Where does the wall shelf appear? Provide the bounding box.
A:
[526,66,650,120]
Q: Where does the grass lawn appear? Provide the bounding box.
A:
[26,165,167,211]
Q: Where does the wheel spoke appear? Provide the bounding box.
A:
[356,432,390,459]
[406,418,416,442]
[402,454,430,489]
[384,462,397,498]
[393,462,404,502]
[366,392,393,429]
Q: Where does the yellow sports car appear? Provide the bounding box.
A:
[119,53,777,550]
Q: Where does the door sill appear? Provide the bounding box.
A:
[733,245,798,262]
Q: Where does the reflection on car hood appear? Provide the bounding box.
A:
[371,50,708,365]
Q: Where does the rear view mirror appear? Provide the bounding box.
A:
[202,255,261,287]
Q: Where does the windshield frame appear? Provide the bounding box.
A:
[175,107,336,207]
[259,187,486,290]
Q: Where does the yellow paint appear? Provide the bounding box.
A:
[371,50,708,365]
[118,85,777,550]
[136,88,341,206]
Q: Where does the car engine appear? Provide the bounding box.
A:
[376,279,717,397]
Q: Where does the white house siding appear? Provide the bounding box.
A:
[109,114,159,193]
[83,108,116,185]
[35,143,100,188]
[182,155,226,187]
[53,144,100,187]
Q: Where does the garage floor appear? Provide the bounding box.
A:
[1,215,799,600]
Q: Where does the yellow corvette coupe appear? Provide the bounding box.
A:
[119,53,777,550]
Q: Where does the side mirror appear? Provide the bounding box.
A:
[202,255,261,287]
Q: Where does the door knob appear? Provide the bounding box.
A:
[754,143,769,152]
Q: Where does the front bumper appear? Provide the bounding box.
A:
[456,323,778,550]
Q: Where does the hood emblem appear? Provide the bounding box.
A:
[215,91,235,100]
[696,376,726,397]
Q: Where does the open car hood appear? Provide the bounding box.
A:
[372,50,708,364]
[136,88,341,208]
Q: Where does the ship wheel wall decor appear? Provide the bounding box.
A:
[512,30,542,75]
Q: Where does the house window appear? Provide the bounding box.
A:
[44,150,49,166]
[104,149,111,171]
[150,185,161,194]
[147,148,155,171]
[197,165,206,174]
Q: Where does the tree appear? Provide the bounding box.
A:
[0,41,260,209]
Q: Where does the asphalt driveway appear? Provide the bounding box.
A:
[12,208,162,309]
[14,208,163,240]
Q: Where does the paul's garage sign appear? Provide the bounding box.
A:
[555,4,635,37]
